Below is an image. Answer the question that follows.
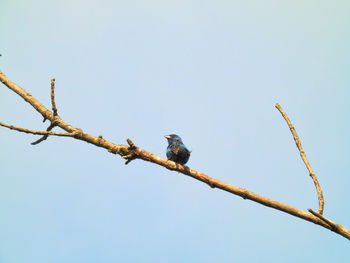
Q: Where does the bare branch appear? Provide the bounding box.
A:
[1,70,349,240]
[51,78,58,116]
[0,121,74,138]
[0,72,53,120]
[31,122,57,145]
[31,78,59,145]
[275,103,324,215]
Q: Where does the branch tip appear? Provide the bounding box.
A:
[276,104,324,215]
[50,78,58,116]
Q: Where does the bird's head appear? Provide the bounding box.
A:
[164,134,183,144]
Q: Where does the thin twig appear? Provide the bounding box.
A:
[31,122,56,145]
[275,103,324,215]
[0,121,75,138]
[31,78,59,145]
[51,78,58,116]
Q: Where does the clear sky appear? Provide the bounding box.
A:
[1,0,350,262]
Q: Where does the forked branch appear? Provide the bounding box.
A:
[0,71,349,240]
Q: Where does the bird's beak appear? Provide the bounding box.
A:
[164,135,171,139]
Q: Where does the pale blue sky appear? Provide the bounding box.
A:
[1,0,350,262]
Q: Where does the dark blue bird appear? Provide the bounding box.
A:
[164,134,190,165]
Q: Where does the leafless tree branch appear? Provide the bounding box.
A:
[0,70,349,240]
[0,121,75,137]
[275,103,324,215]
[50,78,58,116]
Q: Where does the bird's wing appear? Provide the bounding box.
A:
[174,143,190,154]
[170,142,180,155]
[182,146,190,155]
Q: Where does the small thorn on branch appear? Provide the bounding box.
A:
[208,181,216,188]
[124,158,135,165]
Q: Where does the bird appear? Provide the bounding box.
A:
[164,134,191,165]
